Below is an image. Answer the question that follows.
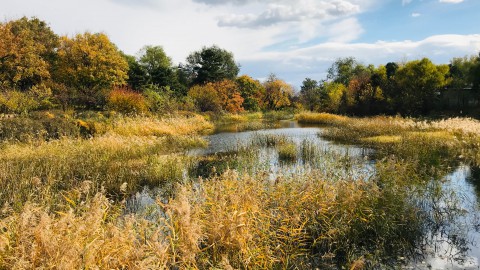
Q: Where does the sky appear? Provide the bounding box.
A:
[1,0,479,88]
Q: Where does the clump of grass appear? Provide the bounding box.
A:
[277,141,297,162]
[109,114,213,137]
[361,135,402,144]
[0,161,428,269]
[299,113,480,167]
[296,112,348,125]
[0,113,81,142]
[251,133,289,147]
[0,114,211,210]
[263,110,294,121]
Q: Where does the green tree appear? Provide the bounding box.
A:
[54,32,128,108]
[449,54,480,90]
[124,46,186,96]
[236,75,265,111]
[472,53,480,91]
[299,78,322,111]
[395,58,450,115]
[327,57,366,86]
[184,45,240,85]
[123,54,148,91]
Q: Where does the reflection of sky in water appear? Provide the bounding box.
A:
[410,165,480,270]
[190,125,375,180]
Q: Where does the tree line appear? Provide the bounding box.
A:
[0,17,294,115]
[1,17,479,116]
[300,55,480,116]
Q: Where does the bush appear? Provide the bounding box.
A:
[0,112,80,142]
[0,91,40,114]
[188,84,222,112]
[107,87,147,114]
[143,86,179,113]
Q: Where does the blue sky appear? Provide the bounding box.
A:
[1,0,479,88]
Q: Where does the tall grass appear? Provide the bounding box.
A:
[0,114,211,210]
[0,168,422,269]
[297,112,480,167]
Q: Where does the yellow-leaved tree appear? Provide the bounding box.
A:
[54,32,128,109]
[0,17,58,113]
[263,74,293,110]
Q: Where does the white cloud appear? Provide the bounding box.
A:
[439,0,464,3]
[411,12,421,17]
[402,0,413,6]
[217,0,361,28]
[326,18,364,43]
[240,34,480,86]
[0,0,478,88]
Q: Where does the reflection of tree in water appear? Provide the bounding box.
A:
[466,165,480,198]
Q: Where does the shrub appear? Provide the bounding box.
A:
[143,86,179,113]
[188,84,222,112]
[0,113,80,142]
[107,87,147,114]
[0,91,40,114]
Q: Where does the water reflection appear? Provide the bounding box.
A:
[411,165,480,269]
[127,121,480,269]
[189,126,375,180]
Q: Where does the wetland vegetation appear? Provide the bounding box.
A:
[1,111,480,269]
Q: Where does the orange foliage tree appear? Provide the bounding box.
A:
[188,79,244,113]
[54,32,128,108]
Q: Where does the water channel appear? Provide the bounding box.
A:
[130,120,480,269]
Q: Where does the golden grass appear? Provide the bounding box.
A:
[110,114,213,137]
[277,142,297,161]
[0,114,211,210]
[296,112,480,166]
[361,135,402,144]
[0,169,420,269]
[296,112,348,125]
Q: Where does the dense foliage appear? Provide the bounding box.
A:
[1,17,479,116]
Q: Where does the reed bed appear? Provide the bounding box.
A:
[0,114,211,210]
[0,168,421,269]
[297,112,480,166]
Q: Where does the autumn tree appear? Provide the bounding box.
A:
[184,45,240,85]
[0,17,58,92]
[236,75,265,111]
[214,79,244,113]
[53,32,128,108]
[320,82,349,113]
[347,73,385,115]
[263,74,293,110]
[187,79,244,113]
[188,83,222,112]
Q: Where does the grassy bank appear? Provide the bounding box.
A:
[296,112,480,167]
[0,113,212,210]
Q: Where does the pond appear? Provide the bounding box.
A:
[130,120,480,269]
